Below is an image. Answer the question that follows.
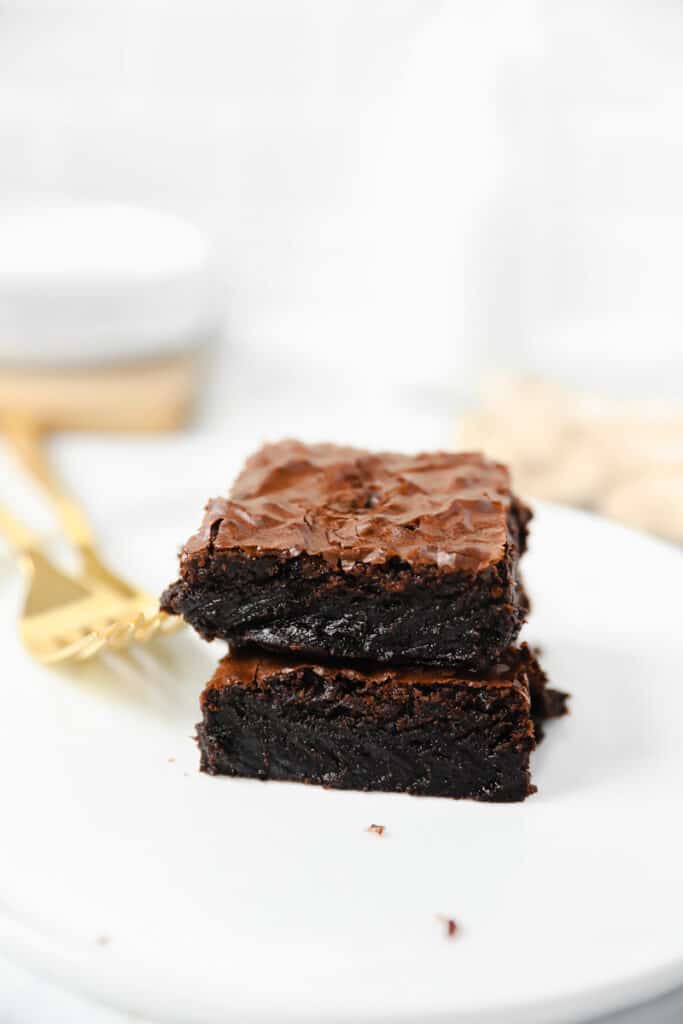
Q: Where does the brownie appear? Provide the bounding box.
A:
[525,648,569,741]
[196,644,566,803]
[162,441,531,669]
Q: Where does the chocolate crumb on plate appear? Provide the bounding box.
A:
[436,915,458,938]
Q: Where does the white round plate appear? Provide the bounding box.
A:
[0,504,681,1024]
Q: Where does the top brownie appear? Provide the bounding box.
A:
[161,440,531,668]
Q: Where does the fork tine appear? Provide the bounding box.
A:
[2,500,184,665]
[159,612,183,635]
[74,634,109,661]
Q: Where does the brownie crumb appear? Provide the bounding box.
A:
[95,935,110,947]
[437,915,458,938]
[367,824,386,836]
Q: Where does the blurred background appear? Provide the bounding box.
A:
[1,0,682,542]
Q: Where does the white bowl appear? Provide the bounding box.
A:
[0,201,214,367]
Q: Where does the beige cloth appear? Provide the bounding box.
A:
[460,378,683,544]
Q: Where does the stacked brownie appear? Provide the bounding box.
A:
[162,441,567,801]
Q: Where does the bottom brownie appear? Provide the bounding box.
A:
[197,644,567,803]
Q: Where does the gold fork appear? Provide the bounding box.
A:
[1,415,181,663]
[0,505,178,663]
[2,414,142,596]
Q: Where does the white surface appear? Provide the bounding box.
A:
[0,497,682,1023]
[0,202,213,365]
[3,961,683,1024]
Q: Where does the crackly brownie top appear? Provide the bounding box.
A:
[204,645,534,698]
[182,440,518,573]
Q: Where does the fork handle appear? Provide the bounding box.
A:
[0,504,40,554]
[1,414,95,549]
